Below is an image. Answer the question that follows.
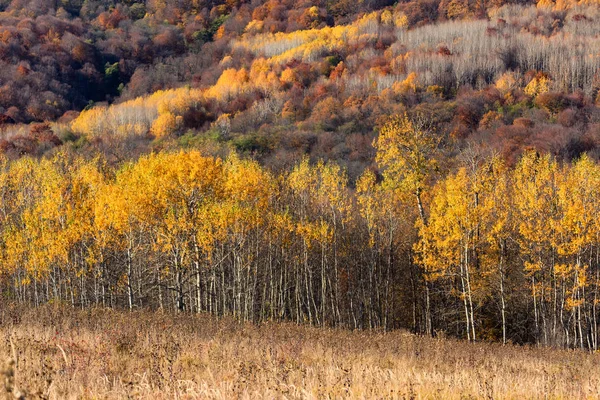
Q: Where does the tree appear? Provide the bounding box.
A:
[374,113,440,223]
[374,112,442,335]
[417,152,508,342]
[113,151,224,311]
[555,155,600,349]
[512,150,560,346]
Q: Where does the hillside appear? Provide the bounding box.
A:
[0,1,599,171]
[2,304,599,399]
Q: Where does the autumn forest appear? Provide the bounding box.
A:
[1,0,600,355]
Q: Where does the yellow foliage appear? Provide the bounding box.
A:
[205,68,250,101]
[244,19,264,35]
[513,151,558,248]
[71,87,203,138]
[286,157,351,246]
[556,154,600,257]
[250,59,281,94]
[536,0,555,8]
[233,16,380,64]
[151,111,179,138]
[394,12,409,28]
[380,10,393,25]
[446,0,469,19]
[538,0,597,10]
[307,6,319,18]
[280,68,298,85]
[495,72,519,93]
[392,72,418,94]
[214,25,226,40]
[524,74,551,96]
[374,113,438,202]
[357,168,411,249]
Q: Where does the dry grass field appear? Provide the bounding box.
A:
[1,305,599,399]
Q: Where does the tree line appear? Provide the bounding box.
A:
[2,113,600,350]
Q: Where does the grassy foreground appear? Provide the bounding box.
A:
[1,305,599,399]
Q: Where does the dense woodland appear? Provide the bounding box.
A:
[3,140,600,350]
[1,0,600,349]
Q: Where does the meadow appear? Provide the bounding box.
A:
[1,304,599,399]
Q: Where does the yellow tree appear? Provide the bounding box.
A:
[23,153,103,307]
[285,158,351,326]
[220,153,272,319]
[94,170,139,309]
[97,154,174,310]
[66,156,109,307]
[1,154,90,305]
[512,150,560,345]
[286,157,324,325]
[374,113,440,223]
[417,169,473,340]
[16,158,67,302]
[357,169,415,330]
[417,154,501,341]
[112,151,225,311]
[479,156,512,344]
[0,155,15,279]
[0,156,32,300]
[555,155,600,348]
[313,161,351,326]
[374,112,441,333]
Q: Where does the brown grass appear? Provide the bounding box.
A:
[1,304,599,399]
